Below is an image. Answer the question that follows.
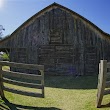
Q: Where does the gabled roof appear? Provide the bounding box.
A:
[0,2,110,43]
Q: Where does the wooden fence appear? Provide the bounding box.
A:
[97,60,110,107]
[0,61,44,98]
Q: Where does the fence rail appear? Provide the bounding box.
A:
[97,60,110,107]
[0,61,44,98]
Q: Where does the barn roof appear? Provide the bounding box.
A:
[0,2,110,43]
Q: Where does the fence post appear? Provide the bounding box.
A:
[0,65,4,98]
[97,60,107,108]
[40,69,44,98]
[97,62,101,95]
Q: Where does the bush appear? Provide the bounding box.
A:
[1,53,9,61]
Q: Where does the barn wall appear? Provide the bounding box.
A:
[0,6,110,75]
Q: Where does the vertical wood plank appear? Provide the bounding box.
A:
[97,62,101,89]
[97,60,107,108]
[40,70,44,98]
[0,65,5,98]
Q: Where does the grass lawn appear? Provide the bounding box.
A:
[0,68,110,110]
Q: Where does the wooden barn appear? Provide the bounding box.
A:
[0,3,110,75]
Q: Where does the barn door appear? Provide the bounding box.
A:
[38,45,55,73]
[85,46,98,75]
[55,45,74,75]
[38,45,75,75]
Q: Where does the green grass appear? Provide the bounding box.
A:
[1,71,110,109]
[2,66,10,71]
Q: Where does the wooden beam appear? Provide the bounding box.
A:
[3,78,43,89]
[3,86,43,98]
[2,70,42,81]
[97,60,107,108]
[0,65,4,98]
[40,70,44,98]
[0,61,44,70]
[97,63,101,89]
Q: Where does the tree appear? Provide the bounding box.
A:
[0,25,5,40]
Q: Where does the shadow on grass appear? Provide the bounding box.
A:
[0,97,61,110]
[45,75,98,89]
[100,103,110,108]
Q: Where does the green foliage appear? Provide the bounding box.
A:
[1,53,9,61]
[2,66,10,71]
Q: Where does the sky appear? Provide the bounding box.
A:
[0,0,110,37]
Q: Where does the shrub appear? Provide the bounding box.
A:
[1,53,9,61]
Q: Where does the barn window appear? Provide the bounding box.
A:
[49,29,62,44]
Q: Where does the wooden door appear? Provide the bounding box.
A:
[85,46,98,75]
[38,45,75,75]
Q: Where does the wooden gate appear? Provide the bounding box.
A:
[0,61,44,98]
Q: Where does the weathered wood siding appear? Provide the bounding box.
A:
[0,5,110,75]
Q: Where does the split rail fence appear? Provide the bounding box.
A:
[97,60,110,107]
[0,61,44,99]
